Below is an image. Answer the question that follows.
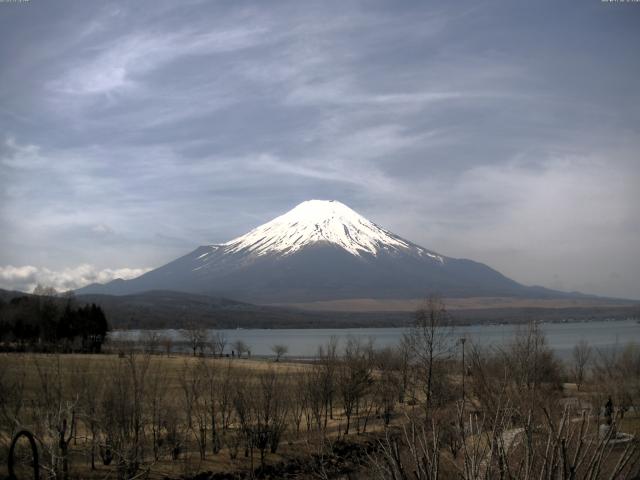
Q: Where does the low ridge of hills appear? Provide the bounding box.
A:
[2,288,638,330]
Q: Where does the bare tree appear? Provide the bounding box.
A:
[337,337,373,435]
[147,360,169,461]
[271,344,288,362]
[212,331,227,357]
[76,361,105,470]
[0,361,26,456]
[217,361,236,432]
[571,339,592,391]
[509,321,560,392]
[202,359,222,455]
[234,369,289,469]
[592,343,640,421]
[179,361,197,432]
[304,367,327,431]
[32,355,78,480]
[373,347,403,426]
[405,295,455,412]
[182,324,208,356]
[160,335,173,357]
[258,369,289,456]
[233,374,257,470]
[141,331,160,354]
[317,336,339,425]
[232,339,249,358]
[369,414,440,480]
[371,329,640,480]
[100,352,151,479]
[191,361,209,460]
[289,373,308,435]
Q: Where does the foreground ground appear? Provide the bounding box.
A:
[2,324,640,479]
[0,352,394,479]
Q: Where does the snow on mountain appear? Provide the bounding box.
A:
[218,199,444,260]
[77,199,566,303]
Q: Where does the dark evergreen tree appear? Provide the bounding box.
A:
[0,294,109,352]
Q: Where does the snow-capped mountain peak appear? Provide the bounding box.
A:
[220,199,441,259]
[75,199,544,302]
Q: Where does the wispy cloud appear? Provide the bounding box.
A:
[0,1,639,298]
[51,27,269,96]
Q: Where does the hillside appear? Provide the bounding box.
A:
[2,288,638,330]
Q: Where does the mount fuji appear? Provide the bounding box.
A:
[77,200,573,303]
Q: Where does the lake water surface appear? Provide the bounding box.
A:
[110,319,640,360]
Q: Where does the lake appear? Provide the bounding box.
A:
[109,319,640,360]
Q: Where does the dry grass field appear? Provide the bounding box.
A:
[0,352,389,480]
[272,296,638,312]
[2,315,640,479]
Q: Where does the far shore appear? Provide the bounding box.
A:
[268,295,640,312]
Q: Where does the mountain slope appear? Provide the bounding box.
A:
[77,200,582,303]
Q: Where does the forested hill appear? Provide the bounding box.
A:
[1,288,638,331]
[73,290,411,329]
[0,291,108,352]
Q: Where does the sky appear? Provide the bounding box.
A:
[0,0,639,299]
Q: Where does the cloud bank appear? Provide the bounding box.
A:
[0,265,151,294]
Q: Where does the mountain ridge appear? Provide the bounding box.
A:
[76,200,594,303]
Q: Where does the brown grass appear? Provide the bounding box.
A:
[268,296,636,312]
[0,352,375,479]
